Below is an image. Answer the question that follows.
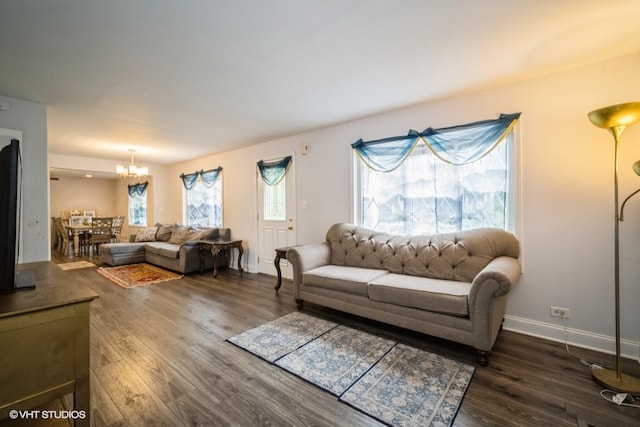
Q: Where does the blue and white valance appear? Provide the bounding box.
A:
[257,156,292,186]
[352,113,521,172]
[128,181,148,197]
[180,167,222,190]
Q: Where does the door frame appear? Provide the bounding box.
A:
[255,151,296,278]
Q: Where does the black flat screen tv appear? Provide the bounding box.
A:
[0,139,34,292]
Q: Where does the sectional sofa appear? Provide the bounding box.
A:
[287,222,521,365]
[101,223,231,274]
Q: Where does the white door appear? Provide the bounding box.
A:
[257,156,296,278]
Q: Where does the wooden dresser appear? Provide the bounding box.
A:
[0,261,98,426]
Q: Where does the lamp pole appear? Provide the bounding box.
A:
[588,102,640,394]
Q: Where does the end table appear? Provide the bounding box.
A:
[199,239,244,278]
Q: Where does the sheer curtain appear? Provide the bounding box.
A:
[353,113,520,170]
[179,167,223,227]
[180,167,222,190]
[257,156,292,186]
[354,114,520,234]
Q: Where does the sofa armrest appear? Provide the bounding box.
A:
[469,256,521,306]
[287,243,331,299]
[467,256,521,351]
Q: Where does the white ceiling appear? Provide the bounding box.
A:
[2,0,640,167]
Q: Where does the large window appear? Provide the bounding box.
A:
[354,123,519,236]
[184,176,223,227]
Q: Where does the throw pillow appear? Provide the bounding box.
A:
[168,224,196,245]
[135,226,158,242]
[155,223,174,242]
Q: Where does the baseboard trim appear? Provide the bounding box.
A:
[503,315,640,362]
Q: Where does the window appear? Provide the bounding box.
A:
[263,177,286,221]
[184,176,223,227]
[354,128,518,235]
[128,192,147,227]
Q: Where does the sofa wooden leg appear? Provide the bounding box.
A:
[476,350,491,367]
[295,299,304,310]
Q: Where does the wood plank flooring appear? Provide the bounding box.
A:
[2,252,639,427]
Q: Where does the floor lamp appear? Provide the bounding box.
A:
[588,101,640,394]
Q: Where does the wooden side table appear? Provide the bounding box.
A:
[199,240,244,278]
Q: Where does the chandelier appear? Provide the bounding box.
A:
[116,149,148,178]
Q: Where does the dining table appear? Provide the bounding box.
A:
[64,223,92,256]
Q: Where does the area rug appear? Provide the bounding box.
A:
[276,325,396,395]
[227,313,475,427]
[341,343,475,426]
[57,260,96,270]
[227,311,337,362]
[96,263,183,288]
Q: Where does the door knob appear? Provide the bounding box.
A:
[288,225,293,230]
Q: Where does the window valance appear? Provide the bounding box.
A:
[352,113,521,172]
[180,167,222,190]
[257,156,292,186]
[128,181,148,197]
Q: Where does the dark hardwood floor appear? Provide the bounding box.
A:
[3,251,640,427]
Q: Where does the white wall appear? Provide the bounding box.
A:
[0,95,49,263]
[165,52,640,360]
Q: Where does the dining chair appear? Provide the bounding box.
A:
[89,217,113,255]
[111,215,125,242]
[51,217,59,251]
[53,217,71,255]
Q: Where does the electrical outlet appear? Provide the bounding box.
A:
[550,306,570,319]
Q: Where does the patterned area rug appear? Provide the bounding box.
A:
[341,343,475,426]
[96,263,183,288]
[57,260,96,270]
[227,311,337,362]
[227,312,474,427]
[276,325,396,395]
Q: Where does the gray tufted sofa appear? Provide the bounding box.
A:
[287,222,521,366]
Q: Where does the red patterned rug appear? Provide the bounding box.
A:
[97,263,183,288]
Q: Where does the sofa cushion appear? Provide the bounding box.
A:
[155,223,174,242]
[145,242,180,259]
[100,242,146,255]
[367,273,470,317]
[168,224,196,245]
[190,227,219,241]
[135,226,158,242]
[303,265,388,297]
